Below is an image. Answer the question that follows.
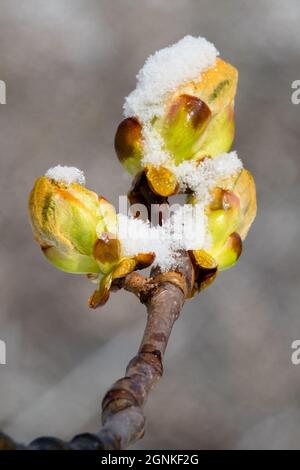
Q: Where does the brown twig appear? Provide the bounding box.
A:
[0,251,194,450]
[98,252,194,449]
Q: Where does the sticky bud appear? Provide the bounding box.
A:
[29,174,155,308]
[29,176,105,274]
[117,57,239,184]
[191,169,256,288]
[115,118,143,175]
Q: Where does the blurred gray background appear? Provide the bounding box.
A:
[0,0,299,450]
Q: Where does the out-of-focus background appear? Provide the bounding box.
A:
[0,0,299,450]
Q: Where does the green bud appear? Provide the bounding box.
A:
[28,176,116,274]
[158,58,238,164]
[117,57,239,198]
[192,168,256,285]
[29,174,154,308]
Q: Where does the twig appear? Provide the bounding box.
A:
[0,251,194,450]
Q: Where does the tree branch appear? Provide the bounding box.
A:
[0,251,194,450]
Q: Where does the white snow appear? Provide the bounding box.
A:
[117,203,206,271]
[45,165,86,186]
[117,151,243,271]
[173,151,243,201]
[124,35,218,122]
[141,125,170,166]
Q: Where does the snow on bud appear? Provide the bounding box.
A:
[117,54,238,198]
[28,175,103,274]
[191,169,256,289]
[29,170,154,308]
